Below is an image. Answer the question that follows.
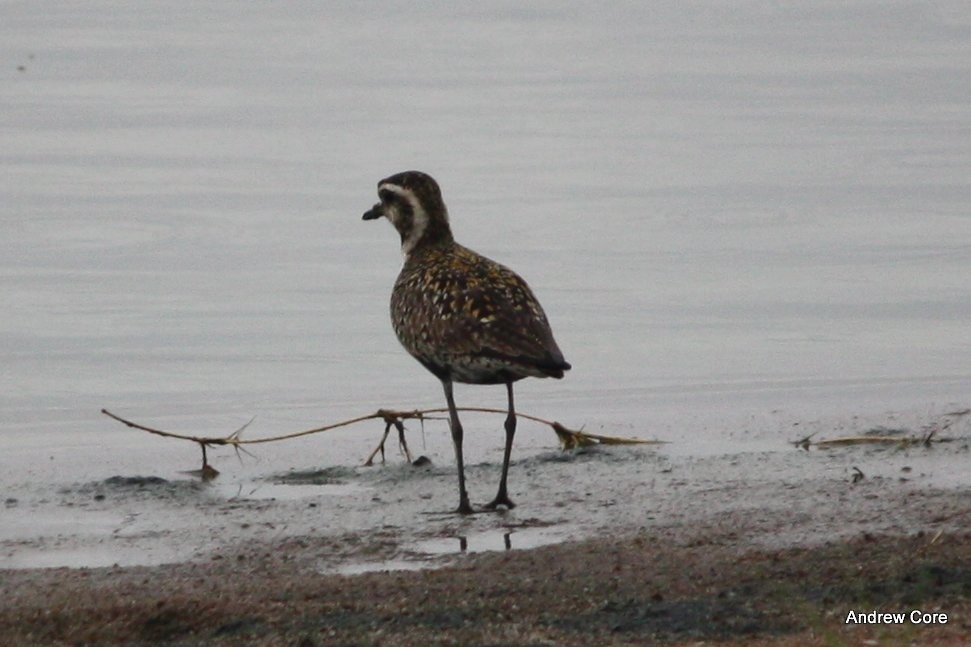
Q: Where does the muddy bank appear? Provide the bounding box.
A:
[5,410,970,572]
[3,408,970,645]
[3,488,971,647]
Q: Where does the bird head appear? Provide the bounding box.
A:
[363,170,452,256]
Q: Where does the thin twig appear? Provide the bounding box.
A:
[102,407,658,448]
[101,406,660,476]
[796,434,954,449]
[102,408,395,446]
[363,417,413,466]
[812,435,924,447]
[797,410,971,450]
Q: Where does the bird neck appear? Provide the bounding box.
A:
[400,210,454,258]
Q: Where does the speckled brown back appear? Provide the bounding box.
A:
[391,241,569,385]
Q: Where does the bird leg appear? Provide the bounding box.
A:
[485,382,517,510]
[442,379,474,514]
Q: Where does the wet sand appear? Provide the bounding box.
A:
[4,476,970,646]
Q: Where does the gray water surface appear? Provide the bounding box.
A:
[2,2,970,569]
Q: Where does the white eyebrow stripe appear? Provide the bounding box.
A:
[379,183,428,258]
[379,183,408,197]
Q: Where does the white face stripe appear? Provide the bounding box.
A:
[378,182,428,258]
[377,182,408,199]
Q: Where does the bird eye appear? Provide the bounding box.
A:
[379,188,399,204]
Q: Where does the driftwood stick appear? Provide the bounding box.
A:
[792,410,971,450]
[101,408,398,446]
[363,417,414,466]
[100,406,660,463]
[101,408,221,443]
[101,406,663,477]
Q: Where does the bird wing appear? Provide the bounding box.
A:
[402,247,566,373]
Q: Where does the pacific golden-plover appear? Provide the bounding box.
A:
[363,170,571,514]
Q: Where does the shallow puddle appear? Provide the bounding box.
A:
[411,524,576,556]
[329,524,578,575]
[333,559,430,576]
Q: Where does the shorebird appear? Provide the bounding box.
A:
[363,171,570,514]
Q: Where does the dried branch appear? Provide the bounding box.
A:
[100,406,661,475]
[792,411,968,450]
[805,435,928,449]
[363,416,413,466]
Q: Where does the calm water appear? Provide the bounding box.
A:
[2,3,970,565]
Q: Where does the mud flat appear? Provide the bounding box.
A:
[3,443,971,646]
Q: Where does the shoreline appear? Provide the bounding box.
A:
[4,487,971,646]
